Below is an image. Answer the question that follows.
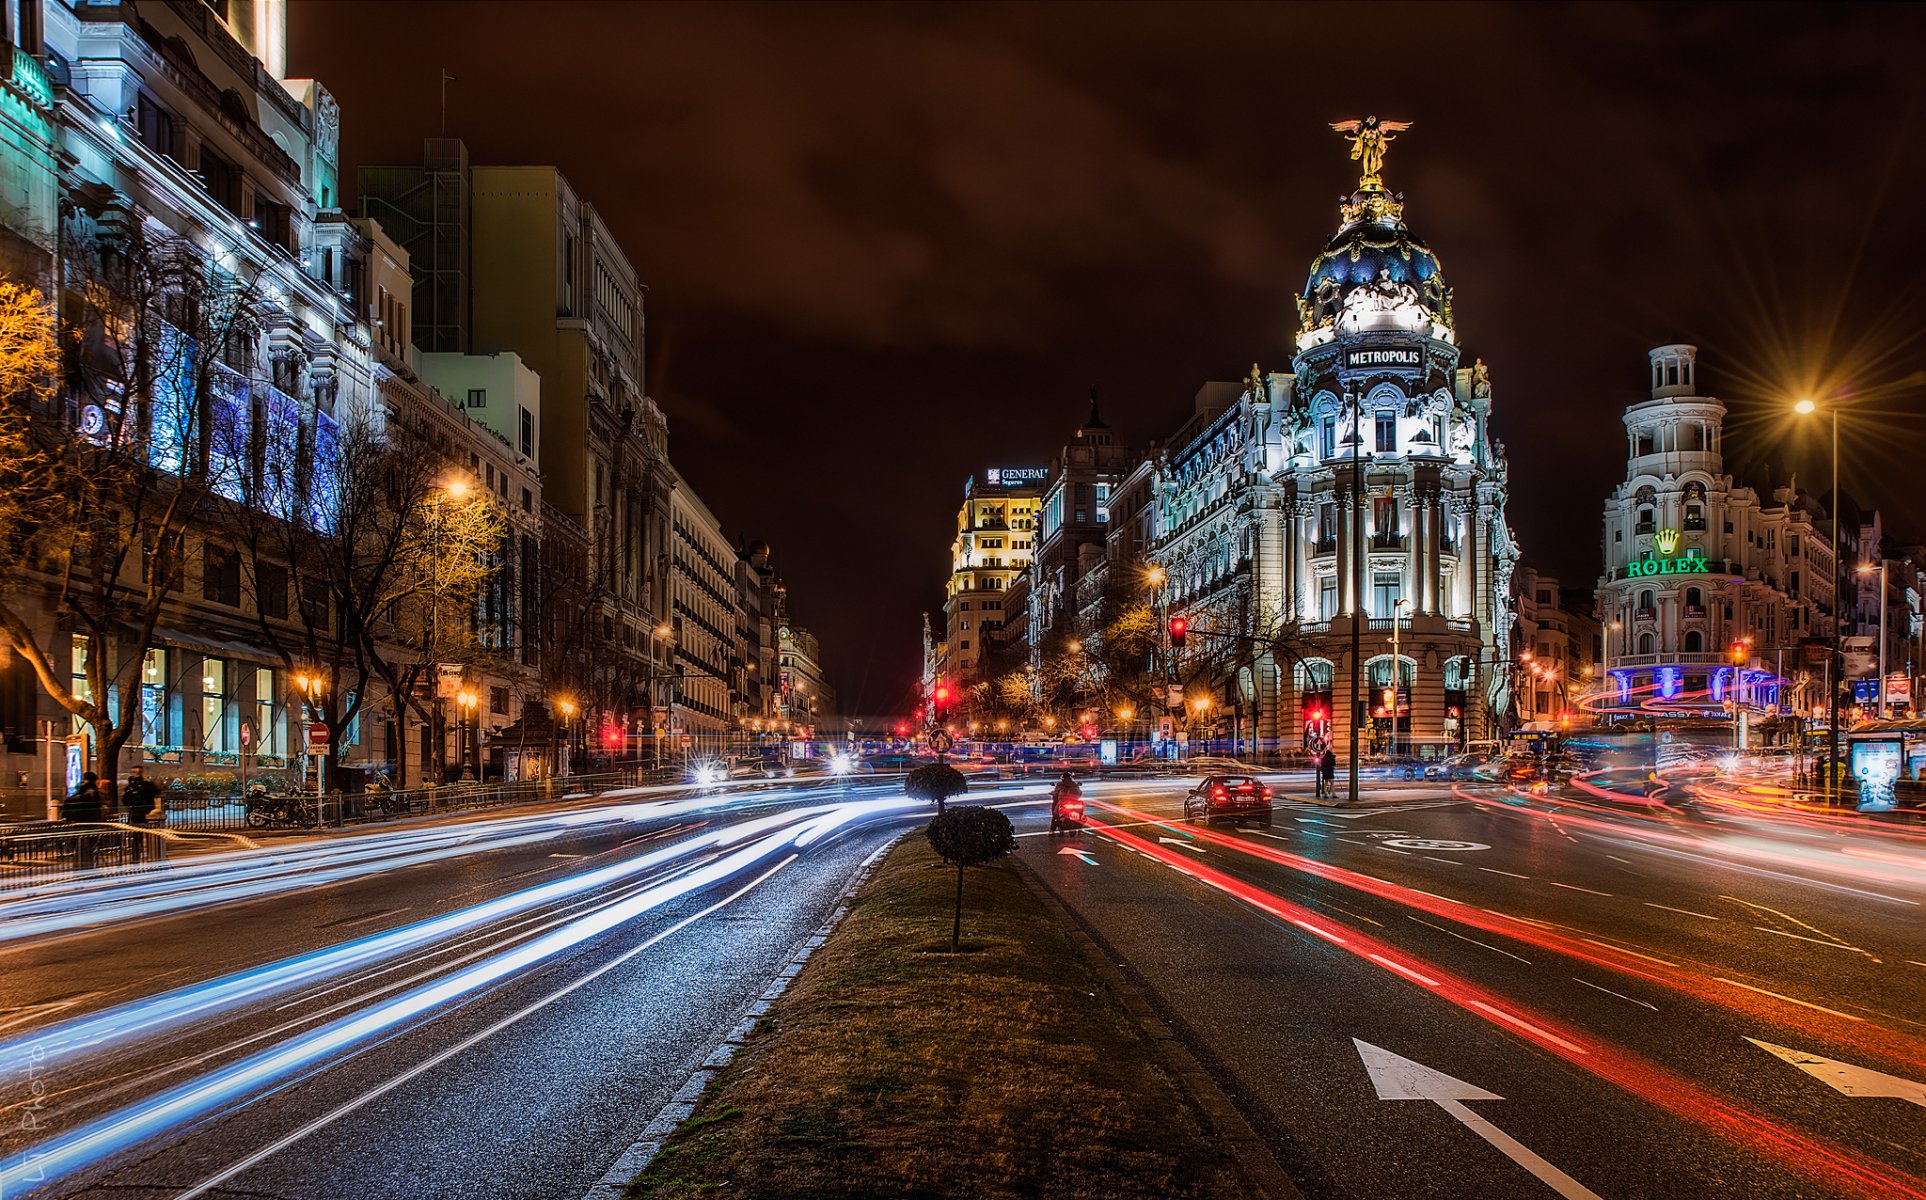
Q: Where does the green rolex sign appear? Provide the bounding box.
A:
[1618,528,1712,580]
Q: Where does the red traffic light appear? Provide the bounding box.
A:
[1168,614,1188,648]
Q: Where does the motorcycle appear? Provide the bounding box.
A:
[1049,789,1085,836]
[244,787,318,829]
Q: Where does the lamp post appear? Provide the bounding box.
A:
[1389,597,1411,756]
[294,669,325,797]
[456,690,478,782]
[1793,397,1841,800]
[555,698,577,780]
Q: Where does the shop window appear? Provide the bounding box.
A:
[202,659,230,753]
[141,648,169,747]
[255,667,282,756]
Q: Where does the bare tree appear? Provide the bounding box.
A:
[0,223,268,802]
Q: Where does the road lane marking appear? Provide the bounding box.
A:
[1580,939,1677,966]
[1573,978,1658,1011]
[1407,916,1531,963]
[1644,902,1720,921]
[1751,927,1881,960]
[1748,1039,1926,1107]
[1713,978,1865,1022]
[1465,1001,1590,1055]
[1367,954,1441,986]
[323,907,408,930]
[1548,882,1612,897]
[1480,867,1530,879]
[1423,856,1466,866]
[1352,1038,1605,1198]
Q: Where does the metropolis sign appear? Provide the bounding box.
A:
[1344,347,1422,369]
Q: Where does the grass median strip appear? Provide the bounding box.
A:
[624,835,1253,1200]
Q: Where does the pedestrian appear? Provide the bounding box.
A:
[122,765,161,826]
[64,772,104,823]
[1318,746,1337,799]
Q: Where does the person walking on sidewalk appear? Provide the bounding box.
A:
[1318,747,1337,800]
[122,766,160,826]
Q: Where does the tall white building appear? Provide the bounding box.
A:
[1596,345,1824,718]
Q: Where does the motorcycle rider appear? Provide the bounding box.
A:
[1050,771,1083,832]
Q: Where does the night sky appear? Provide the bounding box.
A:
[292,2,1926,713]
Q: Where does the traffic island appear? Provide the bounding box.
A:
[622,836,1254,1200]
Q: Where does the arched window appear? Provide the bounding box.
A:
[1638,632,1655,654]
[1685,587,1703,609]
[1684,630,1703,652]
[1366,655,1415,689]
[1685,503,1705,531]
[1442,656,1469,691]
[1639,590,1655,611]
[1636,505,1656,534]
[1296,659,1334,691]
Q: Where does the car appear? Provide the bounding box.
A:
[1439,752,1495,780]
[1183,775,1274,827]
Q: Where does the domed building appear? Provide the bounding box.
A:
[1142,120,1517,761]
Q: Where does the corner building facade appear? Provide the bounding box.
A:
[1147,153,1517,755]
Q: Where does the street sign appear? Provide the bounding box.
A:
[307,722,330,749]
[239,718,255,748]
[1167,684,1185,708]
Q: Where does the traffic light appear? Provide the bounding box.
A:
[1729,642,1746,665]
[1168,614,1188,648]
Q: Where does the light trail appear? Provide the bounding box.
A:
[0,801,902,1083]
[0,797,912,1198]
[0,782,890,945]
[1080,813,1926,1200]
[1090,800,1926,1078]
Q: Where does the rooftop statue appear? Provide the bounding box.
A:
[1329,115,1412,190]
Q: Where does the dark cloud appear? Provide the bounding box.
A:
[292,1,1926,712]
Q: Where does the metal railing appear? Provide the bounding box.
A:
[155,768,656,832]
[0,823,168,893]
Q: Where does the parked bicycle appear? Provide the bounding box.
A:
[243,786,318,829]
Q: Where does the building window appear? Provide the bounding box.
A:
[202,659,230,753]
[518,405,533,456]
[1319,577,1339,621]
[1684,504,1705,531]
[1372,572,1403,616]
[1684,630,1703,652]
[259,563,289,619]
[1375,413,1396,453]
[467,388,487,409]
[141,648,169,747]
[490,686,509,715]
[1635,507,1655,534]
[135,93,178,160]
[255,667,282,756]
[70,635,90,736]
[1638,632,1654,654]
[204,546,241,606]
[1321,417,1336,459]
[200,150,242,214]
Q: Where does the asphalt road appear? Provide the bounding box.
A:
[1024,772,1926,1200]
[0,777,969,1200]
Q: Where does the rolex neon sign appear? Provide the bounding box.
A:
[1622,528,1711,579]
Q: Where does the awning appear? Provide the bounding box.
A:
[143,624,283,666]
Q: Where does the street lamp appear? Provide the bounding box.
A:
[1792,396,1842,800]
[456,690,478,782]
[1389,598,1412,756]
[555,698,577,779]
[293,670,325,796]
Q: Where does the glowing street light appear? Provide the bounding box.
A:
[1791,394,1841,798]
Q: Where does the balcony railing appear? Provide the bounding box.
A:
[1683,605,1707,618]
[1636,607,1658,621]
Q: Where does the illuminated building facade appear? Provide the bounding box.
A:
[1596,345,1824,723]
[1137,135,1516,756]
[941,468,1043,685]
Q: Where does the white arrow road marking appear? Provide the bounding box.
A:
[1057,846,1097,865]
[1747,1039,1926,1107]
[1353,1039,1605,1200]
[1157,836,1206,853]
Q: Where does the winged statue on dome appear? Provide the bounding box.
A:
[1329,116,1412,189]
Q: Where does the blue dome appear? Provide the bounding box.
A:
[1303,217,1445,303]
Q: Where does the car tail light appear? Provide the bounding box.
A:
[1260,786,1272,800]
[1211,785,1226,798]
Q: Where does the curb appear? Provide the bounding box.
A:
[1012,856,1306,1200]
[576,832,905,1200]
